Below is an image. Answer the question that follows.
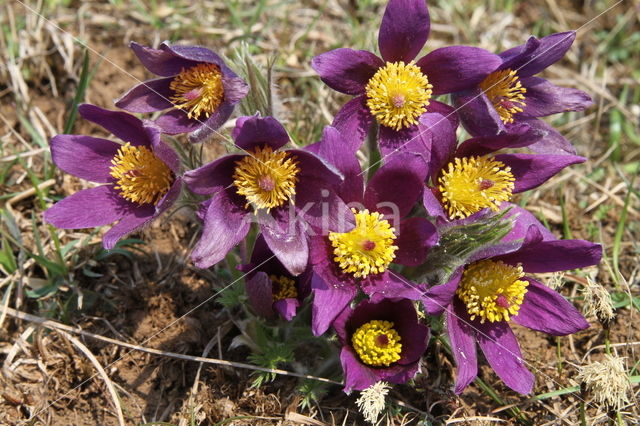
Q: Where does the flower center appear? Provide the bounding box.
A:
[328,209,398,279]
[170,63,224,119]
[365,61,433,131]
[456,260,529,323]
[109,142,173,205]
[438,156,515,219]
[352,320,402,367]
[232,145,300,211]
[269,275,298,301]
[479,69,526,124]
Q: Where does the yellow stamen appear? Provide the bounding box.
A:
[109,142,173,205]
[352,320,402,367]
[232,145,300,211]
[170,63,224,119]
[438,156,515,219]
[270,275,298,301]
[328,208,398,279]
[365,61,433,131]
[457,260,529,323]
[479,69,526,124]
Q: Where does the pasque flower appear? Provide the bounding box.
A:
[422,130,585,220]
[239,235,311,321]
[422,207,602,394]
[452,31,592,155]
[116,41,249,143]
[45,104,182,249]
[307,127,438,335]
[333,298,429,392]
[311,0,500,157]
[184,115,352,275]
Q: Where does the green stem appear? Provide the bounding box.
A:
[556,337,563,374]
[366,122,380,179]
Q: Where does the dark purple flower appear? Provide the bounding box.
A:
[184,115,353,276]
[115,41,249,143]
[307,127,438,336]
[239,235,311,321]
[422,206,602,394]
[311,0,499,157]
[452,31,592,155]
[44,104,183,249]
[421,130,585,221]
[333,298,429,392]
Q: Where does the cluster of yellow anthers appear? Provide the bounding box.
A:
[456,260,529,323]
[110,142,173,205]
[328,209,398,279]
[352,320,402,367]
[270,275,298,301]
[232,146,300,211]
[170,63,225,120]
[480,68,527,124]
[365,61,433,131]
[438,155,515,219]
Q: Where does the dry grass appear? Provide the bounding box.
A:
[1,0,639,424]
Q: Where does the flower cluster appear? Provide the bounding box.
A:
[45,0,601,400]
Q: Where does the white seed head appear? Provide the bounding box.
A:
[547,272,565,290]
[582,278,615,323]
[577,354,631,410]
[356,381,390,424]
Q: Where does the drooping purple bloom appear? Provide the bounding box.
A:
[421,130,585,221]
[422,206,602,394]
[307,127,438,336]
[115,41,249,143]
[311,0,499,158]
[239,235,311,321]
[184,115,353,276]
[333,298,429,392]
[452,31,592,155]
[44,104,183,249]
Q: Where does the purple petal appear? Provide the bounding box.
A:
[495,153,585,193]
[501,32,576,78]
[340,347,381,393]
[50,135,118,183]
[163,42,226,68]
[502,203,556,243]
[365,271,425,302]
[395,217,438,266]
[45,185,132,229]
[423,270,462,315]
[259,209,308,276]
[447,299,478,394]
[274,298,300,321]
[246,272,276,319]
[190,189,250,268]
[311,49,383,95]
[155,177,182,216]
[130,41,196,77]
[513,278,589,335]
[377,119,431,162]
[423,187,445,219]
[452,88,506,137]
[418,47,502,95]
[455,128,535,158]
[311,274,357,336]
[513,118,577,155]
[187,102,235,144]
[521,76,592,117]
[154,108,201,135]
[78,104,150,146]
[476,320,534,394]
[102,204,155,250]
[149,134,181,175]
[421,110,457,180]
[294,179,354,234]
[378,0,430,63]
[426,100,459,135]
[331,95,372,152]
[114,77,175,113]
[184,154,243,195]
[222,75,249,104]
[233,115,289,152]
[498,239,602,273]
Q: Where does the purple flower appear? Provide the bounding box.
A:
[311,0,500,157]
[422,206,602,394]
[184,115,352,276]
[239,235,311,321]
[44,104,183,249]
[333,298,429,392]
[115,41,249,143]
[452,31,592,155]
[421,130,585,220]
[307,127,438,336]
